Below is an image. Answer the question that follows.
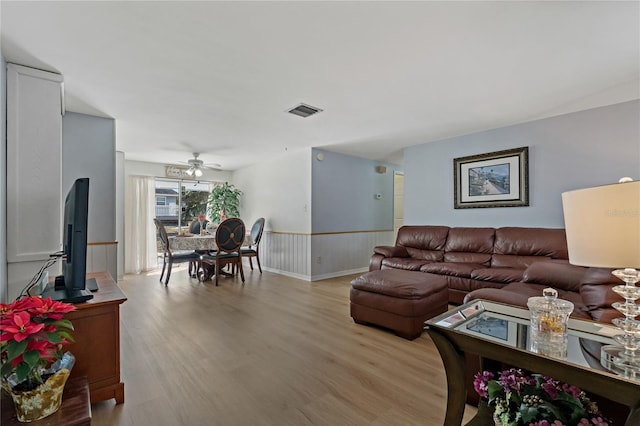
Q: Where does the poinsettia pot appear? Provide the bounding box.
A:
[7,368,70,422]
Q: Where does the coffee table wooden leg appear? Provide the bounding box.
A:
[426,329,467,426]
[626,403,640,426]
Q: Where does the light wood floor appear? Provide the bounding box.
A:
[91,265,477,425]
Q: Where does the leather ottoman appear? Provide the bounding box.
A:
[350,269,448,340]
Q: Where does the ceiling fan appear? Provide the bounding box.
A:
[180,153,221,177]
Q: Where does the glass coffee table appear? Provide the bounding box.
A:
[425,300,640,426]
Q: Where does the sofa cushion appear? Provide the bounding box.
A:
[522,262,585,292]
[351,269,446,299]
[381,258,431,271]
[492,227,568,268]
[580,267,624,323]
[442,227,494,265]
[396,225,448,262]
[421,262,485,278]
[470,267,524,284]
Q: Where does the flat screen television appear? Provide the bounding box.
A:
[42,177,95,303]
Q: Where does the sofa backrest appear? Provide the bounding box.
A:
[395,226,449,262]
[443,227,495,266]
[492,227,569,268]
[393,225,569,269]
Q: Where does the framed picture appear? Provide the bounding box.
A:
[453,147,529,209]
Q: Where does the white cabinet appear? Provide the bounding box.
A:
[6,64,64,285]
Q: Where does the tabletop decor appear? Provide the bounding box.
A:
[474,368,609,426]
[0,296,76,422]
[527,288,574,359]
[453,146,529,209]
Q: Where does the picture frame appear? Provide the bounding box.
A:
[453,147,529,209]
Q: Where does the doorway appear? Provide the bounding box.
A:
[393,172,404,238]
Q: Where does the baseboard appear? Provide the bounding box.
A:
[310,267,368,282]
[261,267,311,281]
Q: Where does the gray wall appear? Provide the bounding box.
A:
[1,53,7,302]
[404,100,640,228]
[62,112,116,242]
[311,148,398,233]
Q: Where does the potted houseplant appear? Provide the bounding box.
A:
[208,182,242,224]
[474,368,610,426]
[1,296,76,422]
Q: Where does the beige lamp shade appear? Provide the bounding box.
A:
[561,180,640,268]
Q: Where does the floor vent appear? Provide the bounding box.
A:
[287,103,323,118]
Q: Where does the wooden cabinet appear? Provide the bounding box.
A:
[65,272,126,404]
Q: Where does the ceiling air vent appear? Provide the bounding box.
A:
[287,103,323,118]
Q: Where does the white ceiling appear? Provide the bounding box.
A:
[2,1,639,171]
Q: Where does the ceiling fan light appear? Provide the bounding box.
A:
[194,168,203,177]
[185,168,194,176]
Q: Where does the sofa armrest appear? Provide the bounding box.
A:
[369,254,384,271]
[373,245,409,258]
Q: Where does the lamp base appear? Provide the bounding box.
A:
[601,344,640,380]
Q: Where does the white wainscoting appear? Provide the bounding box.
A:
[259,230,395,281]
[310,230,395,281]
[259,232,311,280]
[86,242,118,282]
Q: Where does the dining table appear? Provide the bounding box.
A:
[169,231,252,281]
[169,233,218,251]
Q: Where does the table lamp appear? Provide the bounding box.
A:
[562,178,640,377]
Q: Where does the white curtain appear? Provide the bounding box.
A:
[124,176,157,274]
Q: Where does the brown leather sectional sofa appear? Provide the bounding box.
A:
[369,225,623,322]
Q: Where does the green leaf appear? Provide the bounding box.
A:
[487,380,503,399]
[519,404,539,423]
[15,362,30,383]
[23,350,40,369]
[46,332,64,343]
[5,339,28,362]
[57,330,75,342]
[52,319,74,330]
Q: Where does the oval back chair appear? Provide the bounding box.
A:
[153,218,200,285]
[200,217,246,286]
[241,217,265,273]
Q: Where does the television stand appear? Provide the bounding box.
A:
[66,272,127,404]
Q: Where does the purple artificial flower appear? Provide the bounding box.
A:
[499,368,531,393]
[561,383,582,398]
[540,376,562,399]
[473,371,494,398]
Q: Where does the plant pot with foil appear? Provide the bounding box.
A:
[473,368,611,426]
[1,296,76,422]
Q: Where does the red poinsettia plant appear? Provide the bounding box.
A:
[0,297,76,391]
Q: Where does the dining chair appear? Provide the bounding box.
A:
[188,218,210,235]
[240,217,265,273]
[200,218,246,286]
[153,218,200,285]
